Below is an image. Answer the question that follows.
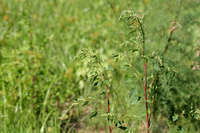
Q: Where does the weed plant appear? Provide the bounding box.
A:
[0,0,200,133]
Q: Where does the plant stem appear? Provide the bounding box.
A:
[106,86,112,133]
[163,23,176,55]
[144,61,149,133]
[103,74,112,133]
[163,0,182,55]
[137,17,150,133]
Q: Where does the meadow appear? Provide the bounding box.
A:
[0,0,200,133]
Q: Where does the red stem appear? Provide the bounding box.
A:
[103,73,112,133]
[106,86,112,133]
[144,62,149,133]
[137,16,150,133]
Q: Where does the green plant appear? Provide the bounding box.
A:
[0,0,199,133]
[119,10,150,133]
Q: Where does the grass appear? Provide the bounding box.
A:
[0,0,200,133]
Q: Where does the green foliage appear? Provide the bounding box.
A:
[0,0,200,133]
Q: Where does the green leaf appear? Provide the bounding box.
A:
[172,114,178,122]
[89,111,98,119]
[82,101,89,106]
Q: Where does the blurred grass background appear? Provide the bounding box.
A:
[0,0,200,133]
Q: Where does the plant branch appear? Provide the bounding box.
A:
[163,0,182,55]
[102,73,112,133]
[163,23,177,55]
[137,17,150,133]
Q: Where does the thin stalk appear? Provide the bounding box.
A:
[147,20,177,129]
[103,74,112,133]
[163,0,182,55]
[137,17,150,133]
[106,86,112,133]
[144,62,149,133]
[163,24,176,55]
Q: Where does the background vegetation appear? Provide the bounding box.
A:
[0,0,200,133]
